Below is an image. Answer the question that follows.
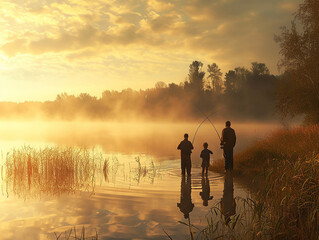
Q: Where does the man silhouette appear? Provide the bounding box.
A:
[221,171,236,224]
[177,175,194,219]
[220,121,236,171]
[177,133,194,175]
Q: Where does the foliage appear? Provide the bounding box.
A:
[187,60,205,94]
[0,61,278,121]
[207,63,223,93]
[275,0,319,124]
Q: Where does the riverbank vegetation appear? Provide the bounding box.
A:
[210,124,319,239]
[2,146,160,199]
[3,146,98,199]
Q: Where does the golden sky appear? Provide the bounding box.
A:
[0,0,300,102]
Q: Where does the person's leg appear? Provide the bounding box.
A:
[186,156,191,175]
[202,167,204,175]
[205,166,208,174]
[229,149,234,170]
[224,149,233,170]
[181,157,186,175]
[223,150,228,170]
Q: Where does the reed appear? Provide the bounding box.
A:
[53,226,98,240]
[209,124,319,239]
[3,146,99,198]
[2,146,161,199]
[174,197,273,240]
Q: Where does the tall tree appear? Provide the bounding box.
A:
[224,70,236,95]
[224,67,250,94]
[207,63,223,93]
[275,0,319,123]
[251,62,270,76]
[188,61,205,93]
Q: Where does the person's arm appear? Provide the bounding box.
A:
[177,142,181,150]
[209,150,213,154]
[200,151,203,158]
[220,129,225,144]
[233,130,236,147]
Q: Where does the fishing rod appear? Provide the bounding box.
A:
[192,112,214,144]
[197,108,221,141]
[192,108,221,145]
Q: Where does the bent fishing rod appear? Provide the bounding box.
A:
[192,108,221,145]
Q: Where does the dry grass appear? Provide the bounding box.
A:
[2,146,160,199]
[211,124,319,175]
[209,124,319,239]
[3,146,99,198]
[53,226,98,240]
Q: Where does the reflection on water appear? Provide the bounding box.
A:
[200,175,214,206]
[177,175,194,219]
[0,156,248,240]
[2,147,162,199]
[221,171,236,224]
[4,146,96,199]
[0,121,265,239]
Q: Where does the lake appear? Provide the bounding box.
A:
[0,121,279,239]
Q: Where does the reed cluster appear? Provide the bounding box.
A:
[3,146,98,198]
[2,146,160,199]
[186,198,272,240]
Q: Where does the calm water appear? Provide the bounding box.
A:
[0,121,279,239]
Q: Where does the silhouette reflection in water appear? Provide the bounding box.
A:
[221,170,236,224]
[177,175,194,219]
[199,175,213,206]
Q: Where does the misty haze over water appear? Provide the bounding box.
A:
[0,120,280,239]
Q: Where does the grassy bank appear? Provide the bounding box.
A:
[210,124,319,239]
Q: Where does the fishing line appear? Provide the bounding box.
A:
[192,112,214,144]
[202,112,221,141]
[192,107,221,145]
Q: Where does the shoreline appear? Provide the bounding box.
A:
[209,124,319,239]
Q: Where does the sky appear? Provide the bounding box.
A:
[0,0,301,102]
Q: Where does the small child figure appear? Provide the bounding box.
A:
[200,142,213,175]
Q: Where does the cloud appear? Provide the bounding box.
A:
[0,0,301,58]
[1,39,28,57]
[148,14,180,32]
[0,0,303,102]
[279,1,299,12]
[2,26,98,56]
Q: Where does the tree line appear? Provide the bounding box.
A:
[0,61,278,121]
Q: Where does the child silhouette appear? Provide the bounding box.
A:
[200,142,213,175]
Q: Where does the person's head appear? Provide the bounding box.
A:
[203,142,208,149]
[184,133,189,139]
[226,121,231,127]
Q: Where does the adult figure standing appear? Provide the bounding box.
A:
[177,175,194,219]
[177,133,194,175]
[221,171,236,224]
[220,121,236,171]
